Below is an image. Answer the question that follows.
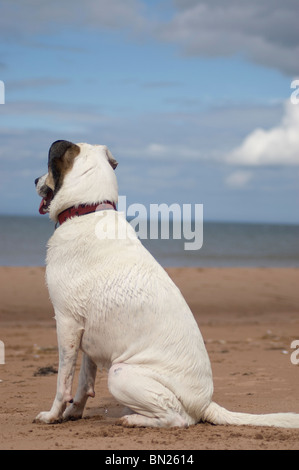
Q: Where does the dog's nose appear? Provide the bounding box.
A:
[35,177,39,186]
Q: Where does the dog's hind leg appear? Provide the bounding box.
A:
[108,363,195,428]
[34,316,84,424]
[63,353,97,421]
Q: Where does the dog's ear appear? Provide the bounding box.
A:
[104,146,118,170]
[47,140,80,194]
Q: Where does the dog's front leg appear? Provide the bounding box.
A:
[63,353,97,421]
[34,317,84,424]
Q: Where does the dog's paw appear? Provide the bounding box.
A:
[63,403,83,421]
[116,414,150,428]
[115,415,137,428]
[33,411,62,424]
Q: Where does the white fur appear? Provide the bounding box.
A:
[49,144,118,222]
[34,143,299,428]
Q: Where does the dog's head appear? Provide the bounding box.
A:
[35,140,118,222]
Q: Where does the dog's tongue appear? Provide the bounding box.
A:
[39,192,53,214]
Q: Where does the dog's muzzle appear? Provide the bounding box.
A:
[35,175,54,214]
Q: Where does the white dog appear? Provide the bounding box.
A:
[34,140,299,428]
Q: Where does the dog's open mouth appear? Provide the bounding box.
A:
[39,189,54,214]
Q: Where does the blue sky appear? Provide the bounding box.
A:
[0,0,298,223]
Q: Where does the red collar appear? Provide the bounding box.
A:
[57,201,116,226]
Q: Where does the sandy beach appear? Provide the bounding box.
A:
[0,266,299,450]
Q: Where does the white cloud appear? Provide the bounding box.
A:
[225,170,253,189]
[116,141,206,161]
[226,101,299,165]
[145,143,200,160]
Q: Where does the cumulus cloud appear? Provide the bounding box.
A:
[159,0,299,75]
[226,100,299,166]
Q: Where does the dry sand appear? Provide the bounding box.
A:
[0,266,299,450]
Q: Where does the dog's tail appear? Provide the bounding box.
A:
[202,401,299,428]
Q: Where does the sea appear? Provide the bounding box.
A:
[0,215,298,268]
